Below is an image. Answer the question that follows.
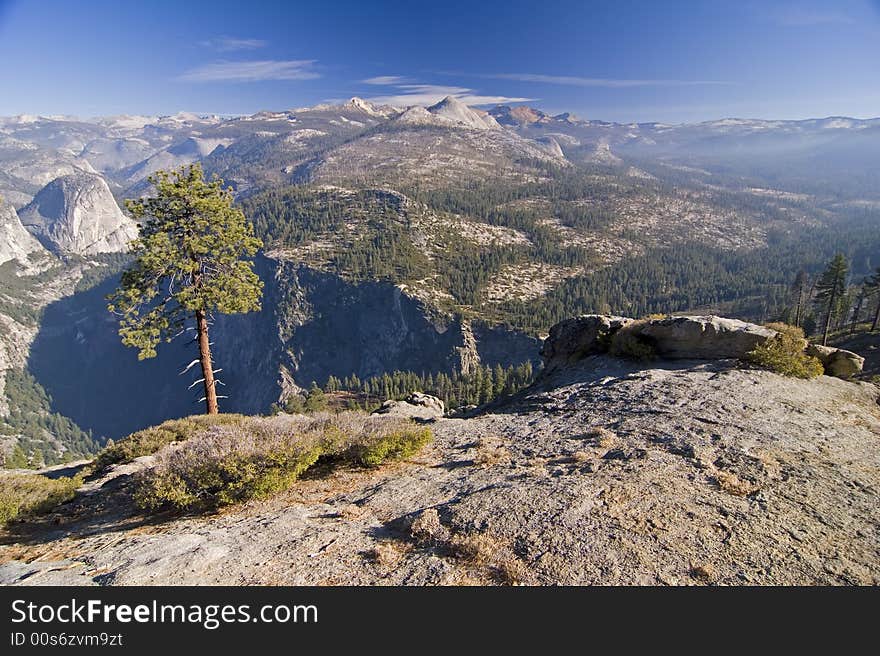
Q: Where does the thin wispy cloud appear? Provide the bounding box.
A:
[481,73,734,88]
[199,37,268,52]
[364,81,534,106]
[179,60,320,82]
[362,75,410,85]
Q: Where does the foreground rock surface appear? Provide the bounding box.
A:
[1,357,878,586]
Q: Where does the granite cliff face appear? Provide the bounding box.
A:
[18,173,138,255]
[0,197,45,266]
[27,258,539,439]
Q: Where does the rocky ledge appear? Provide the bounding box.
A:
[540,314,864,379]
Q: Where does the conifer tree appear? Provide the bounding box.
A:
[863,266,880,332]
[791,270,810,328]
[108,164,263,414]
[813,253,848,346]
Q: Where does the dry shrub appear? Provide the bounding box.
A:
[472,437,511,467]
[745,323,823,379]
[450,532,499,565]
[368,541,403,567]
[494,556,530,585]
[410,508,448,544]
[91,414,249,474]
[0,472,82,525]
[450,532,529,585]
[690,562,717,582]
[609,321,655,360]
[570,450,592,464]
[587,426,618,449]
[133,412,432,512]
[713,470,758,497]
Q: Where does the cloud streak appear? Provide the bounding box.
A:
[179,60,320,82]
[362,75,410,85]
[362,80,534,106]
[481,73,734,87]
[200,37,268,52]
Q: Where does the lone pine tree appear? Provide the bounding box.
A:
[108,164,263,414]
[813,253,848,346]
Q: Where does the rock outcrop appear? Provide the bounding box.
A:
[0,197,45,265]
[540,315,632,373]
[373,392,445,420]
[540,314,863,379]
[19,173,138,255]
[639,315,775,359]
[806,344,865,379]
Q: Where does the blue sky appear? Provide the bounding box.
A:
[1,0,879,122]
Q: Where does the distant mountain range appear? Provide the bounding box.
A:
[2,97,879,210]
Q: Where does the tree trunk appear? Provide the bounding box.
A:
[850,295,863,334]
[195,309,218,414]
[821,288,836,346]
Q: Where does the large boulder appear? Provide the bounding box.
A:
[639,316,775,359]
[806,344,864,378]
[372,392,445,420]
[540,315,632,373]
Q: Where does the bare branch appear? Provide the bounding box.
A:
[179,359,201,375]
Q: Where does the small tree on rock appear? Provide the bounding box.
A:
[108,164,263,414]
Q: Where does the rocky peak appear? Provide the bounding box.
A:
[18,172,138,255]
[489,105,547,126]
[0,196,46,266]
[344,96,395,118]
[426,96,500,130]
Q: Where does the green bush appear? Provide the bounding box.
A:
[349,427,433,467]
[745,323,824,379]
[134,439,323,511]
[0,473,82,525]
[90,414,248,474]
[132,412,432,512]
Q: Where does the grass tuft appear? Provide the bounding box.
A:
[0,473,82,525]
